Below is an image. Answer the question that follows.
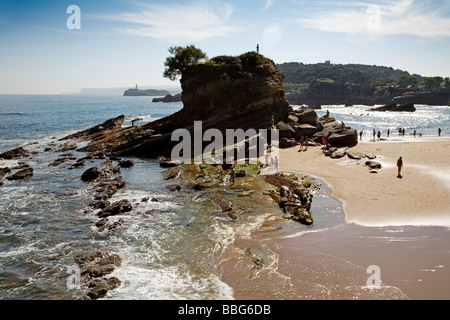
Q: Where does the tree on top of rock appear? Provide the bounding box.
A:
[163,45,208,81]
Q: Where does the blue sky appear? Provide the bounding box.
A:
[1,0,450,94]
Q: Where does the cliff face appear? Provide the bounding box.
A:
[115,52,293,158]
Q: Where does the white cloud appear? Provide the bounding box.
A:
[264,0,276,11]
[91,1,241,43]
[295,0,450,40]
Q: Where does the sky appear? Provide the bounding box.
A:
[0,0,450,94]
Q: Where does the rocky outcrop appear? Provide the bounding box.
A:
[310,115,358,148]
[392,91,450,106]
[6,167,34,181]
[60,115,155,156]
[97,199,133,219]
[152,93,182,103]
[74,251,122,300]
[368,103,416,112]
[265,173,315,225]
[0,147,30,160]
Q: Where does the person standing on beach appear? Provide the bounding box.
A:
[360,130,363,141]
[397,157,403,178]
[377,131,381,141]
[304,137,309,151]
[373,129,376,140]
[387,129,390,138]
[322,136,328,153]
[275,156,279,172]
[439,128,442,137]
[230,167,236,186]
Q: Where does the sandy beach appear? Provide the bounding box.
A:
[219,136,450,300]
[279,137,450,227]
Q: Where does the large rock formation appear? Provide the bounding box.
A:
[114,52,292,158]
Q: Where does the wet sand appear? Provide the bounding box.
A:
[219,137,450,300]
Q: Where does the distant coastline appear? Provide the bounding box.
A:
[58,86,181,96]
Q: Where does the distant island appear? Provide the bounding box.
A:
[278,62,450,106]
[123,87,171,97]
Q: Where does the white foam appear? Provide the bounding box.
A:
[106,264,234,300]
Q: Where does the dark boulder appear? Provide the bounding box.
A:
[0,167,11,180]
[294,124,319,140]
[365,161,382,169]
[347,151,366,160]
[0,147,30,160]
[118,159,135,168]
[81,167,101,182]
[330,149,347,159]
[161,166,180,180]
[327,129,358,148]
[87,277,121,300]
[165,184,181,192]
[6,167,34,181]
[214,198,233,212]
[280,138,298,149]
[369,103,416,112]
[294,107,320,127]
[97,199,133,218]
[277,121,296,139]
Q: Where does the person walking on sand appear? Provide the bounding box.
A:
[304,137,309,151]
[373,129,376,140]
[377,131,381,141]
[360,130,363,141]
[397,157,403,178]
[439,128,442,137]
[298,137,304,152]
[274,156,279,172]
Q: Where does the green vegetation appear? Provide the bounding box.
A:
[422,76,445,90]
[278,61,450,94]
[278,62,424,88]
[163,45,274,83]
[301,177,316,189]
[163,45,208,81]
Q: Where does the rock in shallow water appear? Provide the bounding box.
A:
[0,147,30,160]
[6,167,34,181]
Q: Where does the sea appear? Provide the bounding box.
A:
[0,95,449,300]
